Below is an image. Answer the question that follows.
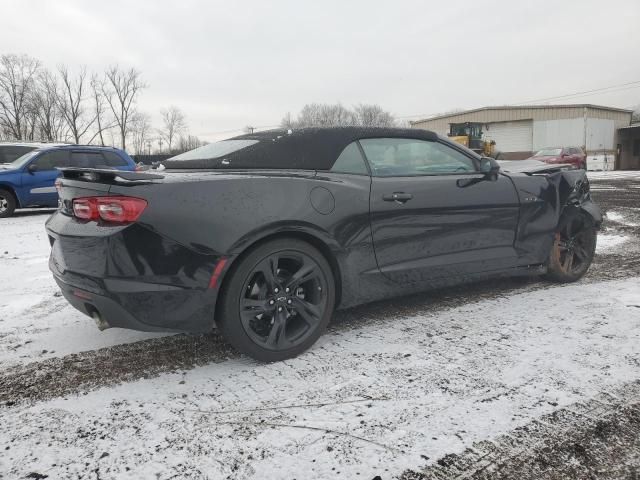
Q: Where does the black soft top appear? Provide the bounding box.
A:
[163,127,439,170]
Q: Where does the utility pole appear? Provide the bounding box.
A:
[158,138,164,153]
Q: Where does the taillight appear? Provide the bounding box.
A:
[73,198,99,220]
[72,196,147,224]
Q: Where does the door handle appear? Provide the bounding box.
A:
[382,192,413,204]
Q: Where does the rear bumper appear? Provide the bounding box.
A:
[46,211,224,333]
[51,271,217,333]
[53,275,177,332]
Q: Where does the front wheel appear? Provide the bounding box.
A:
[217,238,335,362]
[0,189,17,218]
[546,211,597,282]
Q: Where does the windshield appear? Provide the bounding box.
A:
[535,148,562,156]
[167,139,259,161]
[8,150,40,168]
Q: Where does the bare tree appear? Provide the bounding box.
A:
[31,70,66,141]
[291,103,355,128]
[175,134,205,154]
[353,104,395,127]
[57,65,98,144]
[158,106,186,153]
[102,66,146,150]
[88,74,113,145]
[129,111,152,155]
[285,103,396,128]
[632,104,640,123]
[280,112,293,129]
[0,54,41,140]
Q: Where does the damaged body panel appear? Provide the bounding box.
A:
[502,162,601,265]
[45,127,601,360]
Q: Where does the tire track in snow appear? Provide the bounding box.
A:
[400,381,640,480]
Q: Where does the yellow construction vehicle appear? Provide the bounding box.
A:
[448,122,500,158]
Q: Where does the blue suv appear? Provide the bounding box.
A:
[0,144,137,217]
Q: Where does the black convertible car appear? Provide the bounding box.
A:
[46,127,601,361]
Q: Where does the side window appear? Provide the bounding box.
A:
[33,150,70,170]
[330,142,368,175]
[0,146,34,163]
[70,151,107,168]
[359,138,476,177]
[103,151,128,167]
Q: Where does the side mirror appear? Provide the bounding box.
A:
[479,157,500,178]
[27,164,38,174]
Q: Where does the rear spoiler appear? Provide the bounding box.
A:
[58,167,164,184]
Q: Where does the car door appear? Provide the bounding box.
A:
[362,137,521,284]
[21,150,70,206]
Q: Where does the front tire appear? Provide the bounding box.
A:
[546,211,597,282]
[0,189,17,218]
[217,238,336,362]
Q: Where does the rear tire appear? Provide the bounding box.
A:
[0,189,17,218]
[217,238,336,362]
[546,211,597,282]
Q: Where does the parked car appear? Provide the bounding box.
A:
[527,146,587,170]
[0,145,137,217]
[46,127,601,361]
[0,142,49,164]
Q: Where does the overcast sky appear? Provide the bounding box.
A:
[3,0,639,142]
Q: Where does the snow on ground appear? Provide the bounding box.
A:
[594,208,640,254]
[1,278,639,479]
[605,210,639,227]
[0,212,169,367]
[596,233,628,253]
[587,170,640,181]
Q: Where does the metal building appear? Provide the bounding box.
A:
[410,104,634,167]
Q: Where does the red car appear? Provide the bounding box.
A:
[528,147,587,170]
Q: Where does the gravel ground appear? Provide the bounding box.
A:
[0,173,638,479]
[401,381,640,480]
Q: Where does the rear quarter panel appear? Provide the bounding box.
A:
[108,171,376,308]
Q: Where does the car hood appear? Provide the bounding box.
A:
[498,159,574,174]
[0,163,18,172]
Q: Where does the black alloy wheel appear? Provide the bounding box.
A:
[547,212,597,282]
[217,239,335,361]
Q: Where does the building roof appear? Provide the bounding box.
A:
[410,104,634,125]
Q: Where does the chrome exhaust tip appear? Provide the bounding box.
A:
[91,311,110,331]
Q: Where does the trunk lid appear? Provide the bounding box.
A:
[56,167,164,215]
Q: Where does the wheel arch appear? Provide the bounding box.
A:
[0,183,20,208]
[216,228,344,316]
